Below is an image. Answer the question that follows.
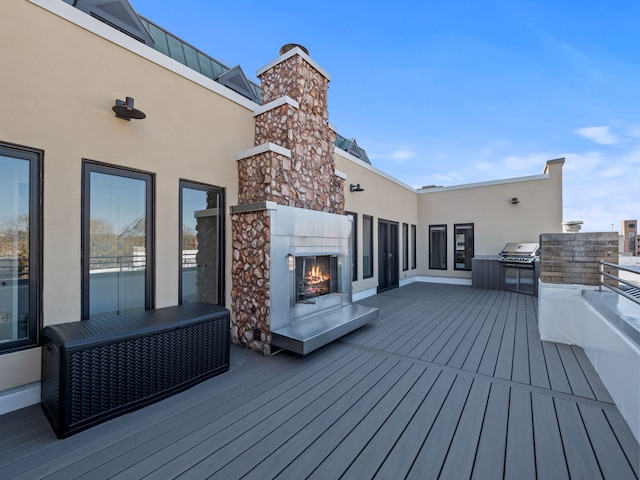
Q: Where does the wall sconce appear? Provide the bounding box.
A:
[509,197,520,204]
[113,97,146,121]
[350,183,364,192]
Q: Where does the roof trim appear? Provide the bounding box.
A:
[417,173,550,194]
[28,0,257,111]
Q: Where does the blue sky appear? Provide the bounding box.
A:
[131,0,640,233]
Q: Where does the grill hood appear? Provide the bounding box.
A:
[500,242,540,257]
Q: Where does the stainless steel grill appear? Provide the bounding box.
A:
[498,242,539,264]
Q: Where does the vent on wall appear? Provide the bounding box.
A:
[74,0,155,47]
[216,66,260,103]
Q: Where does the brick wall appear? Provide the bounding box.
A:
[539,232,618,286]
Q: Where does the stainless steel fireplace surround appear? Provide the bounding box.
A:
[233,202,378,354]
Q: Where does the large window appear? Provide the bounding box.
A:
[362,215,373,279]
[180,181,225,305]
[346,211,358,281]
[402,223,409,271]
[454,223,474,271]
[411,224,417,270]
[429,225,447,270]
[0,143,41,353]
[82,162,154,319]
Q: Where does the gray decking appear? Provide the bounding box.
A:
[1,283,638,479]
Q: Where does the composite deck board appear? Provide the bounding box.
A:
[476,308,508,377]
[494,308,517,380]
[460,307,500,372]
[579,403,638,479]
[505,388,536,480]
[106,349,374,480]
[407,375,476,479]
[404,304,467,359]
[373,370,458,479]
[190,355,396,480]
[424,304,476,362]
[532,393,570,480]
[252,359,411,480]
[0,283,637,479]
[541,340,573,394]
[570,345,614,403]
[603,409,640,478]
[28,346,362,480]
[511,310,531,384]
[526,311,551,389]
[340,366,442,479]
[432,306,484,366]
[471,382,510,480]
[298,364,426,480]
[556,342,596,399]
[437,378,491,479]
[446,306,491,369]
[555,397,604,479]
[393,303,458,357]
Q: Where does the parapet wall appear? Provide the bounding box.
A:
[539,232,618,286]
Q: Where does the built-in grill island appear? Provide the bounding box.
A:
[472,242,540,295]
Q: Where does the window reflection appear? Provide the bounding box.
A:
[0,155,30,344]
[85,166,152,318]
[180,183,223,305]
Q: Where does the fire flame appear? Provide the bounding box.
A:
[306,263,329,284]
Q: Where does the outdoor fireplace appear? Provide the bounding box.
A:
[294,255,339,303]
[230,45,378,355]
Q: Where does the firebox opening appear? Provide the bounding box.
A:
[295,255,339,303]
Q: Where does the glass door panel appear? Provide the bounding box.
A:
[88,170,149,318]
[180,183,222,305]
[0,155,30,343]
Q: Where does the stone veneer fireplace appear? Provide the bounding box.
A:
[230,45,378,355]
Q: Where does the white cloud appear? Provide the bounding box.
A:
[574,126,619,145]
[562,151,602,172]
[389,147,416,162]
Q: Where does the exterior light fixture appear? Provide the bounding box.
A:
[112,97,146,121]
[510,197,519,204]
[350,183,364,192]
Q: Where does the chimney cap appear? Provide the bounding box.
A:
[279,43,309,56]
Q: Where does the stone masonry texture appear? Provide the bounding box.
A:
[232,50,345,354]
[539,232,618,286]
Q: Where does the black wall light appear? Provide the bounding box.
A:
[350,183,364,192]
[510,197,520,204]
[113,97,146,121]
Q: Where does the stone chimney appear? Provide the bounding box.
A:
[231,45,346,354]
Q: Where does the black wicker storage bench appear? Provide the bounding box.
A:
[40,302,230,438]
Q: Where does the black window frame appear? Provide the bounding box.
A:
[81,160,155,320]
[454,223,474,271]
[429,224,448,270]
[0,142,42,354]
[179,179,225,306]
[346,211,358,281]
[402,223,409,271]
[362,214,374,279]
[411,224,417,270]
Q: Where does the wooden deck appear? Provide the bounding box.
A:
[1,283,638,479]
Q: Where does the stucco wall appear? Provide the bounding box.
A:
[336,150,419,293]
[417,159,564,278]
[0,0,254,391]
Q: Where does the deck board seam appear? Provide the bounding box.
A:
[336,340,618,410]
